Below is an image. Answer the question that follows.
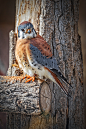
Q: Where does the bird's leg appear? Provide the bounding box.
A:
[25,76,35,83]
[0,74,36,84]
[22,74,31,79]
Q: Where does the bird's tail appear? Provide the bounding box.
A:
[50,69,72,87]
[44,67,69,96]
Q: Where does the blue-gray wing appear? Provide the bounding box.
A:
[30,44,60,71]
[30,44,72,87]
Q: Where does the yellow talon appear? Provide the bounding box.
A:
[12,63,19,68]
[25,76,35,83]
[22,74,35,83]
[22,75,30,79]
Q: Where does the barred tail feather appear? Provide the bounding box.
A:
[50,70,68,96]
[50,69,72,88]
[44,67,69,96]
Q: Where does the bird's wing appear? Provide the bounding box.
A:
[30,35,53,58]
[29,35,72,88]
[29,35,59,71]
[29,43,69,95]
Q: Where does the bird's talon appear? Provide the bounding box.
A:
[25,76,35,83]
[22,76,26,79]
[22,75,30,79]
[32,77,35,82]
[12,63,19,68]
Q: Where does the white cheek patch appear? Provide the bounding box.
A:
[19,31,24,39]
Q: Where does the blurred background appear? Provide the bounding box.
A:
[0,0,15,75]
[0,0,15,128]
[0,0,86,128]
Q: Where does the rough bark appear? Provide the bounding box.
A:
[0,0,84,129]
[0,78,51,115]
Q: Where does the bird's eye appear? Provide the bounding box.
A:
[21,29,25,32]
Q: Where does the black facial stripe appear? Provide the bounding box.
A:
[18,30,20,37]
[22,32,24,39]
[32,28,37,37]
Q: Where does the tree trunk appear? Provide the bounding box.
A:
[1,0,84,128]
[0,78,52,115]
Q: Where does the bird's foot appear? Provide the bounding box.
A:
[12,63,19,68]
[22,75,35,83]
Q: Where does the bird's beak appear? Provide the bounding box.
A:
[25,29,31,34]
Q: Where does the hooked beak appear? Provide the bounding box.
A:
[25,29,31,34]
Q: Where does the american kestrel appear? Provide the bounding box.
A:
[15,21,71,96]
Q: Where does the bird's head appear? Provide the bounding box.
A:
[17,21,37,39]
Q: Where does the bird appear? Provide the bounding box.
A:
[15,21,71,96]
